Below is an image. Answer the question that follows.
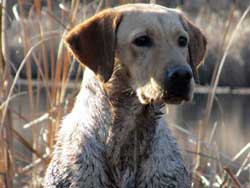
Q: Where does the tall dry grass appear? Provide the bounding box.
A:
[0,0,83,187]
[0,0,250,187]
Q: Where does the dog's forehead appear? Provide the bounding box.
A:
[114,3,176,14]
[115,4,184,37]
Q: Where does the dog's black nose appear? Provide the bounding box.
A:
[164,66,193,103]
[166,66,193,83]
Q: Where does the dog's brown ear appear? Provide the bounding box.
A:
[64,9,122,82]
[180,15,207,82]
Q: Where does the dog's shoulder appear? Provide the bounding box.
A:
[44,68,114,187]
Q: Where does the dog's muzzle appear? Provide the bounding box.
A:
[164,65,193,104]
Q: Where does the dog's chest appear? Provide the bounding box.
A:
[112,124,156,186]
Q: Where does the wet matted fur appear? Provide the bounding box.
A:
[44,4,206,188]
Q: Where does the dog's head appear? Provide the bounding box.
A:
[65,4,207,105]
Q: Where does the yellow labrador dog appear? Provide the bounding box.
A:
[44,4,206,188]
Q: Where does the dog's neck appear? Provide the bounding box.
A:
[103,64,164,170]
[79,66,164,171]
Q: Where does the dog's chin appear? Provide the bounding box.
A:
[137,86,194,105]
[137,93,193,105]
[163,91,193,104]
[163,96,190,104]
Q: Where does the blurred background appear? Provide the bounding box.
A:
[0,0,250,187]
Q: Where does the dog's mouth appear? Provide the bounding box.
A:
[137,80,194,105]
[163,84,193,104]
[138,89,192,105]
[163,93,190,104]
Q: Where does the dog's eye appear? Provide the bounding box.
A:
[133,35,153,47]
[178,36,188,47]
